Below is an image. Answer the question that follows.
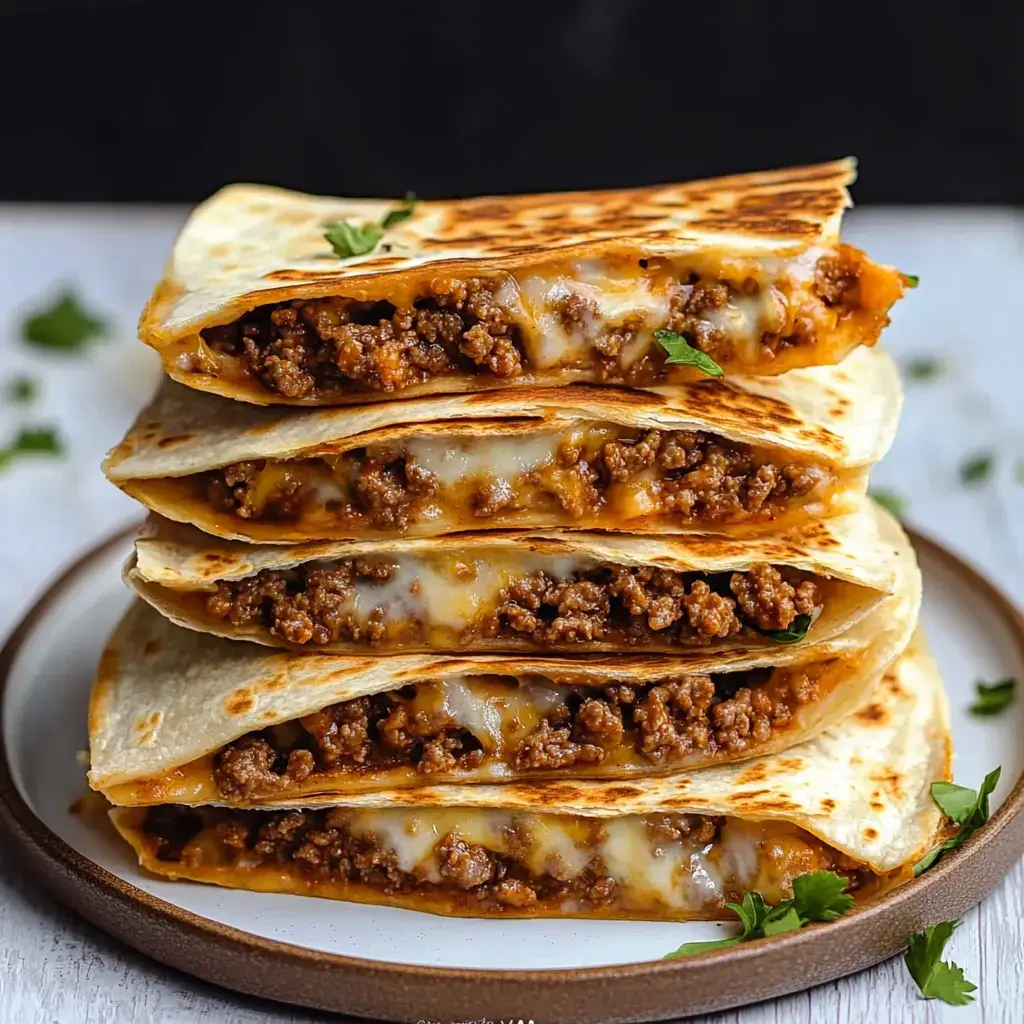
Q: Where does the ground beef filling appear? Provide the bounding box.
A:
[211,664,824,799]
[200,278,523,399]
[201,428,831,531]
[197,255,868,399]
[199,560,821,649]
[140,804,722,908]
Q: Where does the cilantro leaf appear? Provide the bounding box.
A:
[663,936,741,958]
[960,452,994,486]
[323,220,383,259]
[869,488,907,518]
[905,357,942,381]
[904,921,976,1005]
[727,891,769,938]
[761,905,804,936]
[21,291,108,352]
[970,678,1016,716]
[664,870,853,957]
[790,870,855,922]
[325,193,418,258]
[914,767,1001,875]
[6,376,38,403]
[904,274,920,288]
[0,426,64,472]
[654,330,724,378]
[761,613,812,644]
[380,191,417,228]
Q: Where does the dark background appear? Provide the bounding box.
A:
[2,1,1021,204]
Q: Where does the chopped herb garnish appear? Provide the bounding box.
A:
[914,767,1000,875]
[960,453,994,486]
[0,426,65,472]
[380,191,417,228]
[970,678,1016,716]
[325,193,418,258]
[323,220,383,259]
[869,489,907,518]
[760,613,812,644]
[664,870,853,958]
[904,274,920,288]
[905,357,943,381]
[21,291,107,352]
[653,329,724,378]
[6,376,38,403]
[904,921,976,1005]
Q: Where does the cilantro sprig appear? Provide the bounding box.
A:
[904,920,977,1005]
[969,678,1016,716]
[759,613,813,645]
[5,376,38,403]
[0,426,64,472]
[904,274,920,288]
[664,870,854,958]
[324,192,418,259]
[960,452,994,486]
[914,767,1000,875]
[21,290,107,352]
[653,329,724,378]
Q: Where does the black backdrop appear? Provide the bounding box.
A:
[3,1,1021,203]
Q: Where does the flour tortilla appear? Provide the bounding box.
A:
[102,345,899,543]
[138,160,896,405]
[108,629,949,876]
[122,501,909,655]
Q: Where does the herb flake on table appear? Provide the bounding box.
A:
[663,870,853,957]
[325,193,418,258]
[0,426,65,472]
[5,376,38,403]
[913,766,1000,875]
[653,330,724,377]
[905,357,943,381]
[904,920,977,1005]
[959,452,994,486]
[869,488,907,518]
[1015,458,1024,484]
[969,678,1016,716]
[21,291,108,352]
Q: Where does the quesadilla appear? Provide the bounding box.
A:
[89,556,918,805]
[106,631,950,919]
[139,160,910,406]
[104,346,900,543]
[124,501,908,655]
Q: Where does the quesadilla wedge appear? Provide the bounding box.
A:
[107,631,950,920]
[140,160,910,406]
[124,501,907,656]
[104,346,899,543]
[89,553,919,805]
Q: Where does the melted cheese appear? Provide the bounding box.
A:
[403,432,559,487]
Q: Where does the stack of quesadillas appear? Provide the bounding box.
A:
[90,160,948,921]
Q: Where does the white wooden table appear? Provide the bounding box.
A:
[0,207,1021,1023]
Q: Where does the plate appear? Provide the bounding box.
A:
[1,527,1022,1023]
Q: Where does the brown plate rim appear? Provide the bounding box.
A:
[1,524,1022,1024]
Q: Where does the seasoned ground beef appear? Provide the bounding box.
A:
[200,427,830,531]
[199,560,823,651]
[140,804,667,908]
[200,278,522,399]
[213,689,485,799]
[211,662,826,797]
[199,556,823,652]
